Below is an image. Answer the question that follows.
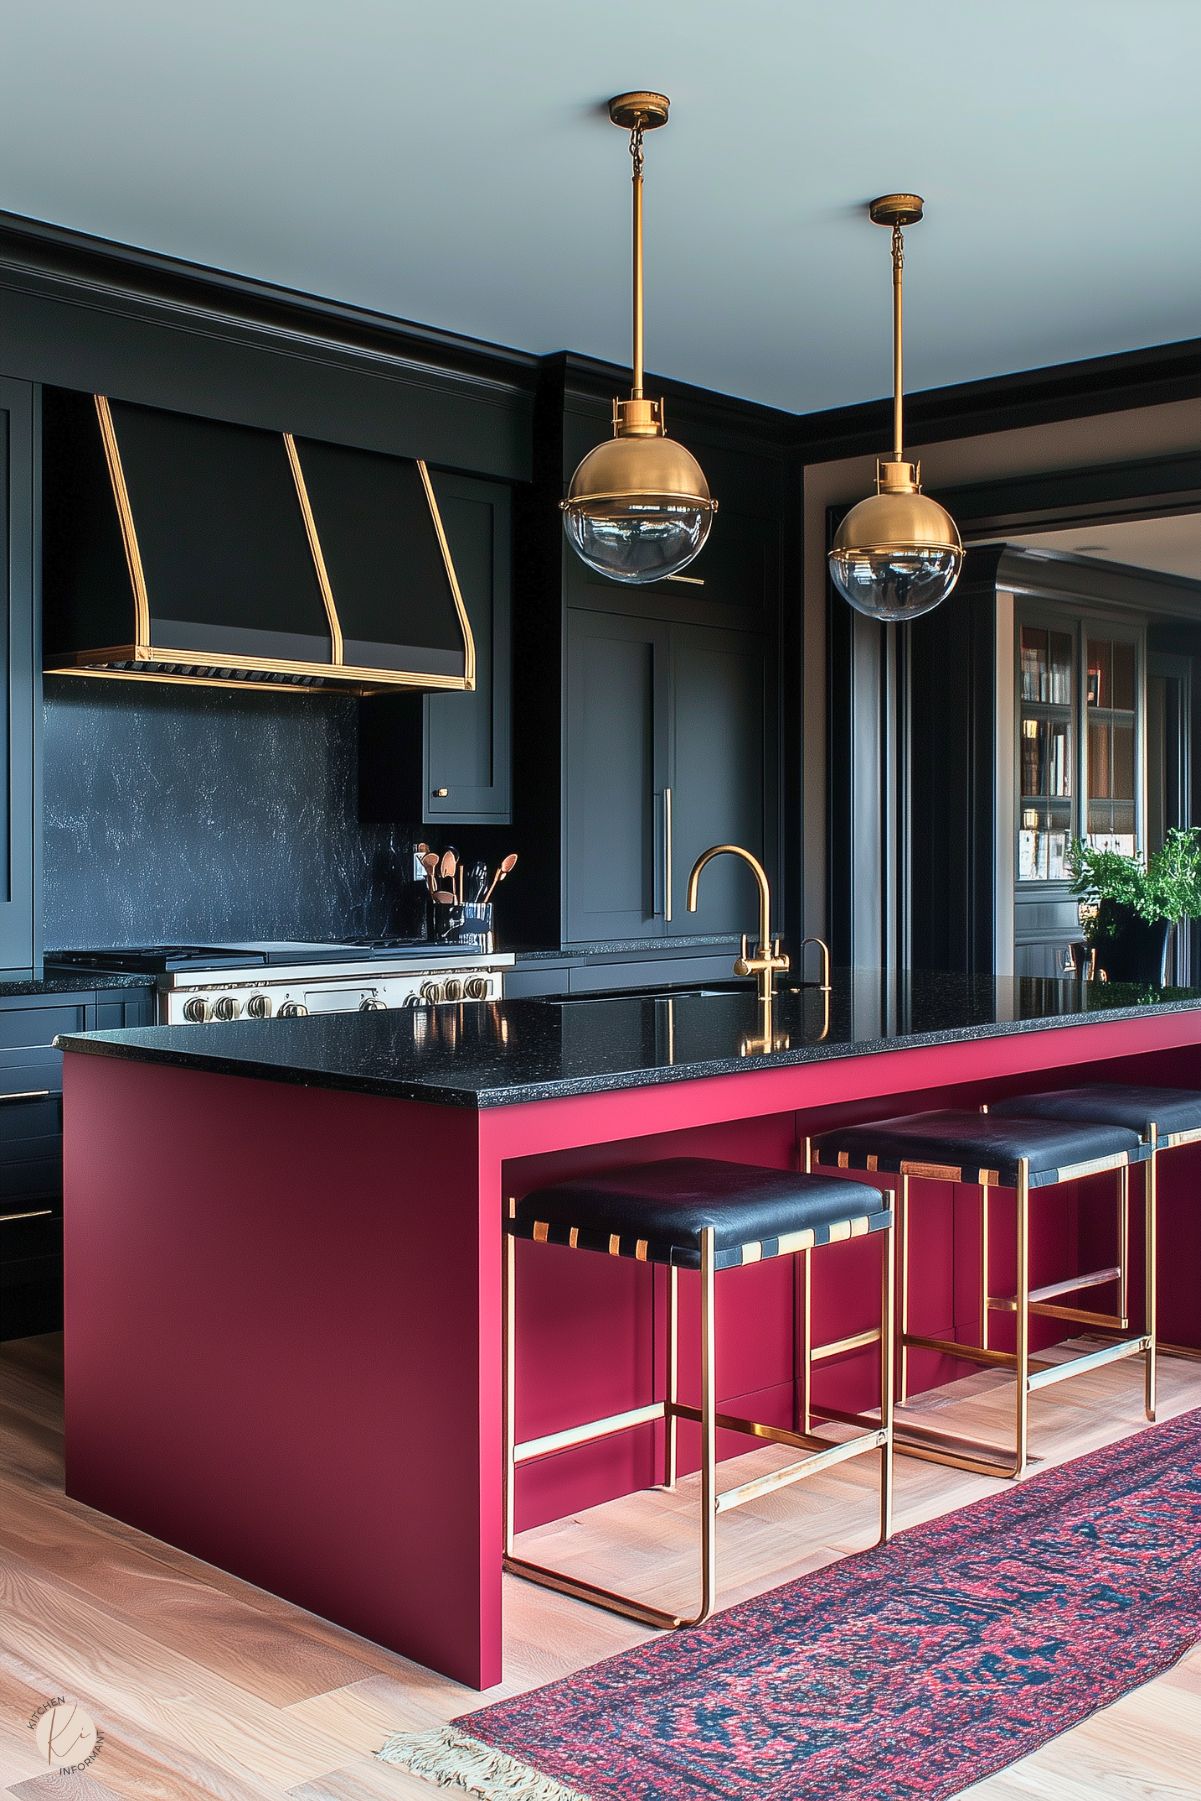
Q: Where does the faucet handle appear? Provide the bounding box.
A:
[772,935,790,970]
[740,932,749,961]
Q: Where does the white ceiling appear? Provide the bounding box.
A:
[2,0,1199,412]
[1014,514,1201,583]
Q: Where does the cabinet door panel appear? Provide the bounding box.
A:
[669,625,771,937]
[358,474,511,827]
[0,379,37,975]
[424,475,512,823]
[565,612,669,943]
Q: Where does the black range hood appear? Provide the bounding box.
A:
[42,390,475,695]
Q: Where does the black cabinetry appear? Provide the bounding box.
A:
[0,985,154,1340]
[565,612,773,944]
[360,473,512,825]
[0,378,38,976]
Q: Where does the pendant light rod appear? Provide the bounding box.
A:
[609,92,669,406]
[631,119,645,399]
[868,193,924,466]
[891,224,904,462]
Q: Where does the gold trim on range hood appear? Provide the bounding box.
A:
[43,395,477,696]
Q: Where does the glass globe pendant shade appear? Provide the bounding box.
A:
[828,463,963,623]
[562,407,716,585]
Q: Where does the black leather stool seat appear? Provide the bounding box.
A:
[991,1085,1201,1149]
[812,1108,1150,1189]
[509,1157,890,1270]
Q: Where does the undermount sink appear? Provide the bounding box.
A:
[536,982,819,1005]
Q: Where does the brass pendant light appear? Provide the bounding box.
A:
[829,195,963,622]
[561,92,717,584]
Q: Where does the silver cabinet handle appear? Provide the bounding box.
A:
[663,786,673,923]
[0,1089,51,1103]
[1,1208,55,1224]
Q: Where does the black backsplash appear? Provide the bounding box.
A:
[42,678,423,949]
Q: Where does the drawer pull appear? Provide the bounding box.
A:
[0,1089,52,1103]
[0,1208,55,1224]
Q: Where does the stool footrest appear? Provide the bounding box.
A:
[989,1265,1121,1312]
[810,1326,882,1364]
[1026,1334,1150,1392]
[514,1401,665,1466]
[903,1332,1037,1372]
[667,1400,881,1457]
[715,1429,887,1514]
[1026,1302,1128,1329]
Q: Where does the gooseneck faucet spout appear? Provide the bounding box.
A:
[686,844,789,1003]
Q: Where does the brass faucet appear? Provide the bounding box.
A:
[799,934,832,994]
[686,844,789,1003]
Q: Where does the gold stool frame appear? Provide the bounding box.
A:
[503,1212,895,1630]
[808,1132,1155,1480]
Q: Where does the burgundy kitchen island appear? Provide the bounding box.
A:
[57,973,1201,1689]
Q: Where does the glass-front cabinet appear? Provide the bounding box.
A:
[1014,609,1144,975]
[1018,623,1074,881]
[1084,632,1138,854]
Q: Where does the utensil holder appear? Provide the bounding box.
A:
[437,901,494,951]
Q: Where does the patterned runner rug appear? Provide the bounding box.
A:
[379,1408,1201,1800]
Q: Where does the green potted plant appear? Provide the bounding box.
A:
[1066,828,1201,983]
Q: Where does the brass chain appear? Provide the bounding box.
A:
[629,117,645,181]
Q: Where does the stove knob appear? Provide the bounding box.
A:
[278,1001,308,1018]
[465,976,488,999]
[360,997,387,1011]
[420,981,444,1004]
[444,977,463,1001]
[246,993,272,1019]
[401,992,421,1007]
[182,996,209,1023]
[213,995,241,1021]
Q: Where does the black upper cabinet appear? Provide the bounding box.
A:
[565,612,670,942]
[359,472,512,826]
[564,611,774,945]
[0,378,38,977]
[669,623,775,939]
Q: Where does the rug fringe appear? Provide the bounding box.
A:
[377,1725,592,1800]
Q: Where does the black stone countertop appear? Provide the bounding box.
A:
[0,972,157,1000]
[55,968,1201,1108]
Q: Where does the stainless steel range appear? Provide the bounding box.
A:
[51,941,513,1025]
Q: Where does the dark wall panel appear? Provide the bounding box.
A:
[42,678,418,949]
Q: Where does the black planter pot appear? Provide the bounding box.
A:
[1091,901,1172,985]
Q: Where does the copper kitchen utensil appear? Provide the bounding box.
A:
[433,889,457,905]
[482,853,518,903]
[421,851,440,895]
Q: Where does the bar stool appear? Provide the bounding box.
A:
[504,1156,894,1630]
[991,1083,1201,1419]
[809,1111,1152,1480]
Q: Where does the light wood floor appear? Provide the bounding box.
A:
[1,1334,1199,1799]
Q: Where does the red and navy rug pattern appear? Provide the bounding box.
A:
[381,1408,1201,1799]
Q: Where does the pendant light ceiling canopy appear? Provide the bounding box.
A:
[561,92,717,586]
[828,194,963,623]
